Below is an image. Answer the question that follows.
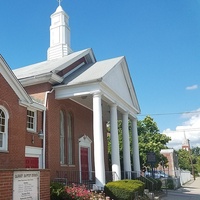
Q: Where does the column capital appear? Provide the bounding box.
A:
[129,115,138,121]
[93,92,102,98]
[122,111,129,116]
[110,103,117,108]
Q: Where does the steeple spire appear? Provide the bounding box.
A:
[47,2,72,60]
[57,0,62,6]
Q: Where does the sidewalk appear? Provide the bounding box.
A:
[161,176,200,200]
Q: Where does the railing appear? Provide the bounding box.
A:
[54,171,116,189]
[121,171,161,193]
[54,170,161,193]
[121,171,140,180]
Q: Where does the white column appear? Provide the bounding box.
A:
[93,93,105,188]
[110,104,121,180]
[122,112,131,176]
[132,118,140,176]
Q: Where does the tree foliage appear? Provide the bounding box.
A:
[177,149,191,171]
[192,147,200,156]
[138,116,171,168]
[177,147,200,175]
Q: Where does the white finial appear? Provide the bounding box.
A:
[57,0,63,6]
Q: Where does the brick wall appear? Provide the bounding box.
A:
[0,74,43,169]
[0,170,13,200]
[24,84,109,180]
[0,169,50,200]
[46,92,95,179]
[0,74,26,168]
[40,170,51,200]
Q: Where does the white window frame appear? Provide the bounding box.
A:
[27,108,37,132]
[0,106,9,151]
[25,146,43,169]
[67,112,73,165]
[60,110,66,165]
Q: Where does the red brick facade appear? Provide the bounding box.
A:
[0,60,109,182]
[0,74,43,169]
[24,83,109,180]
[160,149,179,177]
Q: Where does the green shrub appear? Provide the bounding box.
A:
[50,182,66,200]
[146,177,162,191]
[104,179,145,200]
[166,178,174,189]
[136,176,152,191]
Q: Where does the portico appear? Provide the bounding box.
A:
[54,55,141,188]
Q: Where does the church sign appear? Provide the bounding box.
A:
[13,171,40,200]
[147,152,156,164]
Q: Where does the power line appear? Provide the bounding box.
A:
[138,110,200,117]
[162,128,200,133]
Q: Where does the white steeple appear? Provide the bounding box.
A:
[47,3,72,60]
[182,132,190,151]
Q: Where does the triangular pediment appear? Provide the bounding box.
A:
[103,57,140,113]
[54,56,140,115]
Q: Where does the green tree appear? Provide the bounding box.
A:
[192,147,200,156]
[138,116,171,168]
[192,147,200,174]
[178,147,200,176]
[177,149,191,171]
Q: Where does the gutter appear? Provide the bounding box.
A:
[42,88,54,169]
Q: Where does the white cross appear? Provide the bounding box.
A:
[57,0,63,6]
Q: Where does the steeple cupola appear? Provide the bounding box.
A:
[47,4,72,60]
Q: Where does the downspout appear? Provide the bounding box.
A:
[43,88,54,169]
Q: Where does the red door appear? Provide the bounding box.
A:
[25,157,39,168]
[81,147,89,180]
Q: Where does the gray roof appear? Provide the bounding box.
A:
[13,46,123,86]
[13,49,92,79]
[63,56,124,85]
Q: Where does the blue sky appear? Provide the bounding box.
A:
[0,0,200,148]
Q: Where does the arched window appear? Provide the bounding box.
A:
[60,111,65,164]
[67,112,74,165]
[0,106,9,151]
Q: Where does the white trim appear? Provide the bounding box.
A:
[0,55,46,111]
[63,62,85,79]
[60,110,65,165]
[25,146,43,169]
[18,72,63,87]
[0,106,9,151]
[0,55,32,104]
[19,100,46,111]
[54,80,139,118]
[79,135,92,182]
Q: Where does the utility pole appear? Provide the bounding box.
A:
[188,139,195,180]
